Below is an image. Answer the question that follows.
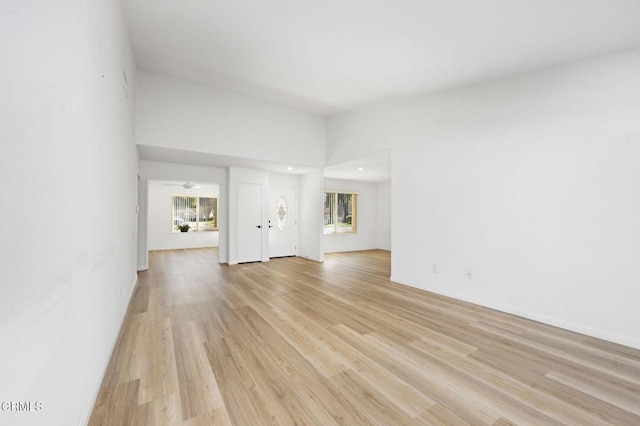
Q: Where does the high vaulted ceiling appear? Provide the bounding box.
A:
[123,0,640,116]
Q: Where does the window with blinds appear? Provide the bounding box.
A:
[324,192,357,234]
[172,195,218,232]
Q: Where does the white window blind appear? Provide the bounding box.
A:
[324,192,357,235]
[172,195,218,232]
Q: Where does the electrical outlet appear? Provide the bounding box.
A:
[432,264,439,274]
[466,270,473,280]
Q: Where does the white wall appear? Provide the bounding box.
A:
[147,181,219,250]
[139,160,228,264]
[299,170,325,262]
[377,181,391,251]
[136,71,327,167]
[327,108,396,166]
[269,172,300,189]
[137,176,148,269]
[0,1,138,424]
[324,179,378,253]
[328,49,640,349]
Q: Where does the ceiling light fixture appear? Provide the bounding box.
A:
[287,166,293,171]
[357,167,364,171]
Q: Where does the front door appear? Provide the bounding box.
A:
[238,183,262,263]
[269,187,297,258]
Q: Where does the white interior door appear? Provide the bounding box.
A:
[269,187,297,258]
[238,183,262,263]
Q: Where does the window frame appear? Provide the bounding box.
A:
[323,191,358,235]
[171,194,219,233]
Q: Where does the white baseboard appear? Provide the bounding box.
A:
[300,254,324,263]
[79,273,138,425]
[390,275,640,351]
[324,247,377,254]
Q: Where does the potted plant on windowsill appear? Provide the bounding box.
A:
[177,224,190,233]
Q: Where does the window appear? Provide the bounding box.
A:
[172,195,218,232]
[324,191,357,234]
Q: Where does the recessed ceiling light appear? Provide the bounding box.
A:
[287,166,293,171]
[357,167,364,171]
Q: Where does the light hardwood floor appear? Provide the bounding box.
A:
[90,248,640,425]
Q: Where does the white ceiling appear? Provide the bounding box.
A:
[123,0,640,116]
[129,1,640,182]
[138,145,318,175]
[152,180,219,194]
[138,145,391,182]
[324,151,391,183]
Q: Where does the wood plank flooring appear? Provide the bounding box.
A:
[89,248,640,425]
